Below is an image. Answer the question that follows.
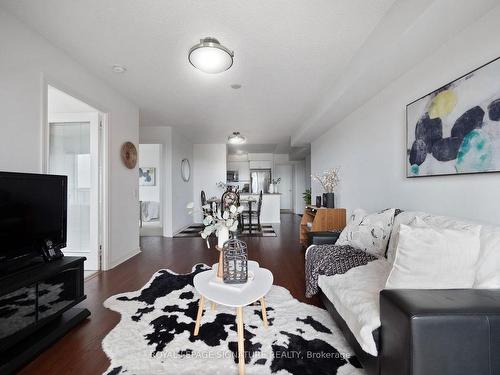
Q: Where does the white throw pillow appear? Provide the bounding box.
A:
[385,220,480,289]
[416,214,482,233]
[337,208,395,257]
[415,215,500,288]
[386,211,427,264]
[475,224,500,288]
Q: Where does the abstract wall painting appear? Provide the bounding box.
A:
[406,57,500,177]
[139,167,156,186]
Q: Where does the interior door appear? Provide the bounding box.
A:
[48,113,100,270]
[275,165,293,210]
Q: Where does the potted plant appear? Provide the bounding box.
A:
[303,188,311,206]
[312,167,340,208]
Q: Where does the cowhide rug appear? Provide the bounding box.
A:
[102,264,364,375]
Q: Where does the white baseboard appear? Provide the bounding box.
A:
[107,247,141,270]
[172,223,197,236]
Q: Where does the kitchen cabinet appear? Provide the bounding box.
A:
[249,160,272,169]
[240,193,281,223]
[227,161,250,181]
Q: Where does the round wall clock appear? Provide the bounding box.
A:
[121,142,138,169]
[181,158,191,182]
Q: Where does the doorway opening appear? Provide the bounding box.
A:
[275,164,294,212]
[139,144,163,236]
[46,85,105,276]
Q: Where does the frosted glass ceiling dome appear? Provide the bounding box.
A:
[188,37,234,74]
[227,131,246,144]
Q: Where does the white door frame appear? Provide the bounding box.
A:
[275,164,294,211]
[48,113,99,269]
[42,81,110,271]
[138,143,164,231]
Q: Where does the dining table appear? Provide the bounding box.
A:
[206,196,257,233]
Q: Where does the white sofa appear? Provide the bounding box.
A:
[312,210,500,359]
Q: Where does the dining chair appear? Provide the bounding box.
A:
[241,190,263,231]
[201,190,212,216]
[221,190,240,211]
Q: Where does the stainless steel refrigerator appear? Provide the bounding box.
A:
[250,169,271,194]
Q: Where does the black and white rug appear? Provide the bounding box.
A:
[174,224,277,238]
[102,264,363,375]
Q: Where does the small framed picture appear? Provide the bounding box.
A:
[139,167,156,186]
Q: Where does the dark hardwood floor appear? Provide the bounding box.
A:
[18,213,322,374]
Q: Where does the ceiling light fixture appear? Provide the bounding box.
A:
[227,132,246,145]
[230,83,242,89]
[188,37,234,74]
[112,65,127,73]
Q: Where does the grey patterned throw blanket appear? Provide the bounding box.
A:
[305,244,377,297]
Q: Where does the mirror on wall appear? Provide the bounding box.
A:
[181,159,190,182]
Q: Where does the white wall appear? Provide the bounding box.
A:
[139,127,194,235]
[311,5,500,225]
[274,153,309,214]
[140,127,173,236]
[139,144,161,203]
[0,8,140,269]
[305,152,311,190]
[294,160,306,214]
[193,144,227,222]
[171,130,194,233]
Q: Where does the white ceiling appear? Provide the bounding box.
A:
[292,0,500,145]
[0,0,396,145]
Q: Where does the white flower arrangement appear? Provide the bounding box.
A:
[187,202,244,246]
[271,177,281,185]
[312,167,341,193]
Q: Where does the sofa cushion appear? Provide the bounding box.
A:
[385,219,480,289]
[419,214,500,288]
[475,224,500,288]
[337,208,395,257]
[386,211,426,264]
[318,258,392,356]
[386,211,500,288]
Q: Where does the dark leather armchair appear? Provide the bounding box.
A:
[307,231,341,246]
[321,287,500,375]
[379,289,500,375]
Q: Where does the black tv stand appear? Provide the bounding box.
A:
[0,257,90,374]
[0,256,45,277]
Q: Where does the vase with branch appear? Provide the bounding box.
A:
[312,167,340,208]
[269,177,281,193]
[187,201,244,278]
[187,202,243,248]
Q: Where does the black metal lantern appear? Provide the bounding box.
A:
[222,239,248,284]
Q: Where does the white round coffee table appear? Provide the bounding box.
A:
[193,264,273,375]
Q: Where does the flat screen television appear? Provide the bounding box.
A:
[0,172,67,271]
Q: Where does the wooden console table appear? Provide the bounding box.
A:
[299,206,346,246]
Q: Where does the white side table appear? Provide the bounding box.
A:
[193,266,273,375]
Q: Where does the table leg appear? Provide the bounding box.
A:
[193,295,205,336]
[217,249,223,279]
[236,306,245,375]
[211,301,216,311]
[260,297,268,328]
